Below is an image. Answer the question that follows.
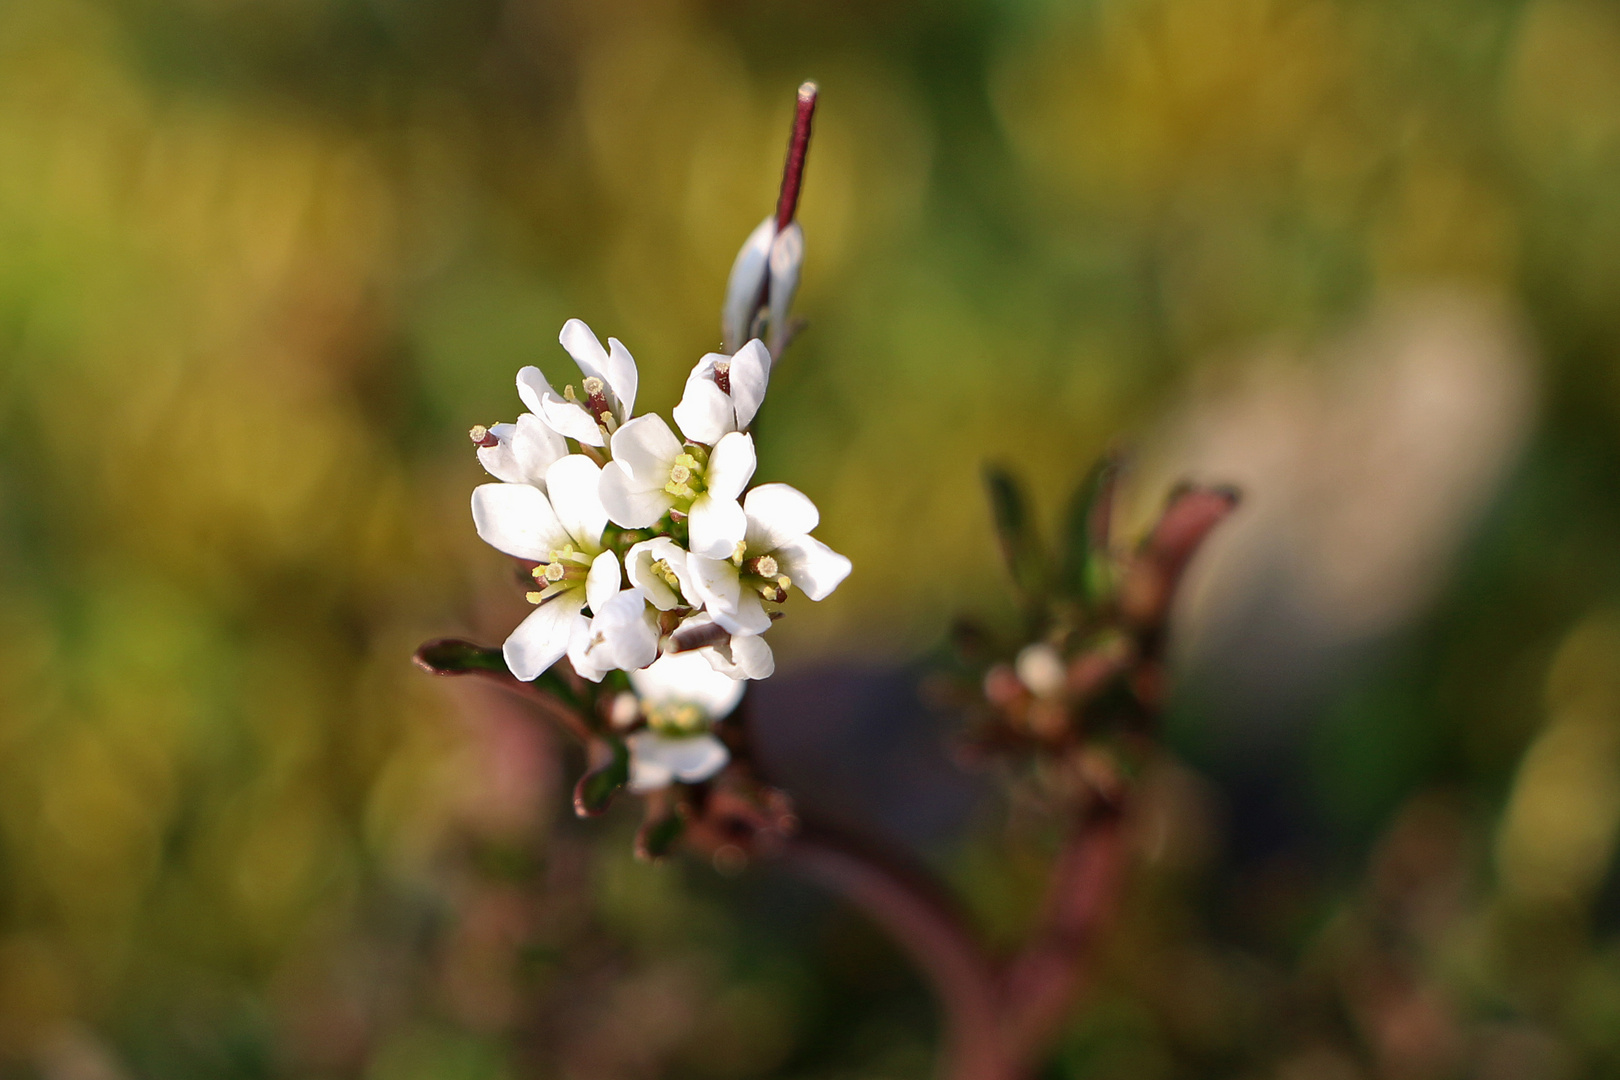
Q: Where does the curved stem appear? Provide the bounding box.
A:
[781,827,1015,1080]
[998,807,1127,1061]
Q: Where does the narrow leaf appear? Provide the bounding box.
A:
[413,638,507,675]
[982,465,1047,605]
[1057,453,1121,608]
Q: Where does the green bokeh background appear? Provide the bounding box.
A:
[3,0,1620,1076]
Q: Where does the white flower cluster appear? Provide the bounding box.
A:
[470,319,851,788]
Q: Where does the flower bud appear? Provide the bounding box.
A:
[723,217,775,353]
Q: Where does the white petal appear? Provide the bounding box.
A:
[631,651,745,720]
[544,455,608,548]
[566,615,614,683]
[666,734,731,782]
[610,413,683,485]
[721,217,775,353]
[728,339,771,430]
[605,337,638,419]
[627,743,675,793]
[686,554,742,616]
[539,396,605,447]
[558,318,611,387]
[700,632,775,681]
[571,589,656,679]
[672,366,735,446]
[766,222,803,355]
[774,535,852,601]
[712,589,772,636]
[585,549,621,614]
[729,633,774,679]
[705,431,756,501]
[515,366,555,417]
[626,537,693,610]
[479,414,567,486]
[743,483,819,555]
[688,493,747,560]
[600,461,674,529]
[503,593,586,681]
[471,483,569,561]
[476,422,526,485]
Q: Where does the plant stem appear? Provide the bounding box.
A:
[782,826,1015,1080]
[999,805,1127,1062]
[775,82,818,232]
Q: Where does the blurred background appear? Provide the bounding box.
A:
[2,0,1620,1076]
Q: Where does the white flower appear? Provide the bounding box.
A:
[722,217,804,356]
[569,587,659,682]
[670,339,771,446]
[626,651,745,792]
[517,319,639,448]
[687,483,851,635]
[599,421,757,558]
[471,455,622,680]
[475,412,568,488]
[668,612,775,680]
[625,536,699,610]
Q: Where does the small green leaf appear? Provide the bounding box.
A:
[572,740,629,818]
[413,638,507,675]
[635,810,686,861]
[1058,453,1120,609]
[983,465,1047,605]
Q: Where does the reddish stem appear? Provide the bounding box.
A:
[998,806,1127,1061]
[774,82,818,232]
[782,827,1015,1080]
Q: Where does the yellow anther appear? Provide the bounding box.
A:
[563,384,578,402]
[525,591,544,604]
[731,541,747,565]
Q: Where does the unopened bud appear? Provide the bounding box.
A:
[722,218,775,354]
[1015,643,1067,698]
[610,692,641,730]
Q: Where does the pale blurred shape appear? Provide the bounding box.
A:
[1155,291,1536,666]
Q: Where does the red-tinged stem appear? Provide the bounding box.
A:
[998,807,1127,1061]
[774,82,818,232]
[782,827,1015,1080]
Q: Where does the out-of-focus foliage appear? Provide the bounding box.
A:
[1,0,1620,1076]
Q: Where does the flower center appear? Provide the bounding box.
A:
[712,360,731,395]
[564,377,618,435]
[524,545,593,604]
[650,557,682,593]
[664,451,708,501]
[646,701,709,736]
[740,552,790,603]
